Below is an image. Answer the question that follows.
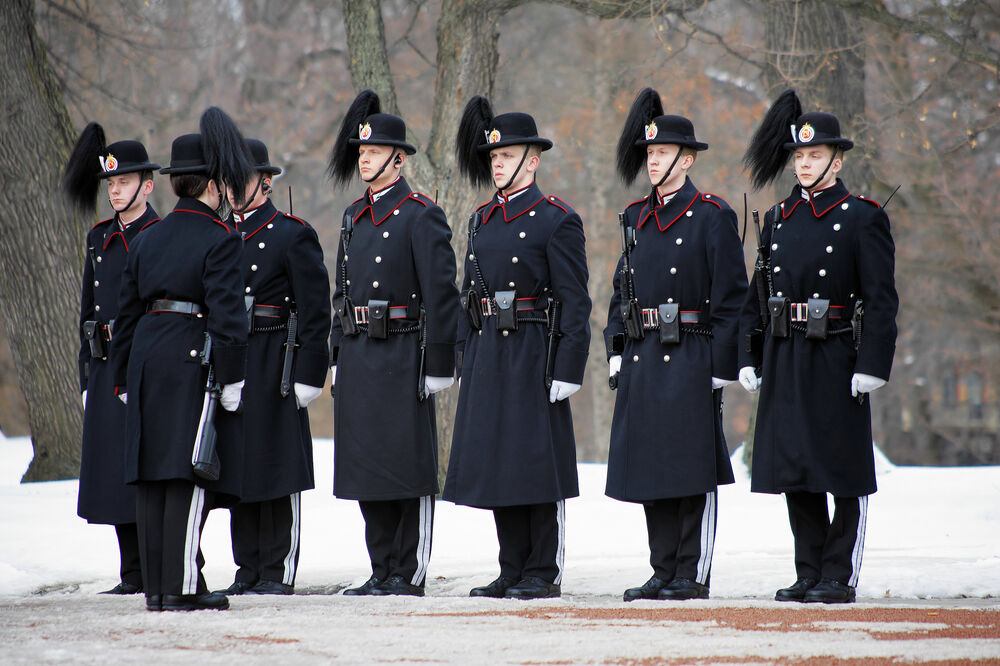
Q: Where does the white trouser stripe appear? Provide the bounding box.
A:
[190,393,212,465]
[554,500,566,585]
[695,490,718,585]
[281,493,301,585]
[410,496,433,586]
[848,495,869,587]
[182,484,206,595]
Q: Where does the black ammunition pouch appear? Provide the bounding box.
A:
[806,298,830,340]
[333,294,358,337]
[768,297,790,338]
[462,288,482,331]
[494,290,518,332]
[83,320,112,359]
[366,299,390,340]
[624,300,645,341]
[657,303,680,345]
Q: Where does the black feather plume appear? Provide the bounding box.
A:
[327,89,381,188]
[199,106,254,208]
[62,122,107,210]
[743,89,802,191]
[616,88,663,186]
[454,95,494,188]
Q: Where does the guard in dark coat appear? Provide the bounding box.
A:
[604,89,746,602]
[445,97,592,600]
[739,90,898,604]
[63,125,161,595]
[216,139,330,597]
[110,108,255,612]
[328,90,459,597]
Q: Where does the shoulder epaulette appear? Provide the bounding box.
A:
[91,217,115,232]
[408,192,432,207]
[700,192,730,209]
[138,217,161,233]
[545,195,570,213]
[855,194,881,208]
[284,212,308,226]
[625,197,648,212]
[475,199,492,212]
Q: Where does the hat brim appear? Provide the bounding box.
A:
[634,137,708,151]
[98,162,161,178]
[159,163,208,175]
[478,137,553,152]
[783,138,854,151]
[348,138,417,155]
[256,166,283,175]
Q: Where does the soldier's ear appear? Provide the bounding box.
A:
[142,178,155,195]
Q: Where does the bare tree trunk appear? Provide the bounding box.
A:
[0,0,86,481]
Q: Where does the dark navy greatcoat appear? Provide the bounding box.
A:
[331,177,459,501]
[77,205,159,525]
[111,197,248,505]
[738,180,898,497]
[444,182,591,508]
[604,178,745,502]
[235,199,330,503]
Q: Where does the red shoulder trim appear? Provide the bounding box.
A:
[285,213,308,226]
[855,195,881,208]
[407,192,430,207]
[700,192,729,209]
[175,208,232,233]
[625,198,647,211]
[546,195,569,213]
[91,217,115,231]
[138,217,161,232]
[475,199,492,212]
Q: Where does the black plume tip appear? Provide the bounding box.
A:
[62,122,107,210]
[199,106,254,208]
[743,88,802,191]
[327,89,381,188]
[454,95,494,188]
[616,88,663,186]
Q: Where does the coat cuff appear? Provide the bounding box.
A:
[294,348,330,388]
[213,344,247,386]
[711,341,738,381]
[554,346,588,385]
[854,335,895,381]
[425,342,455,378]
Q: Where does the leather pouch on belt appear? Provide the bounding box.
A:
[494,290,517,332]
[333,294,358,336]
[83,320,108,359]
[624,300,645,340]
[462,288,482,331]
[806,298,830,340]
[657,303,680,344]
[367,299,390,339]
[768,296,790,338]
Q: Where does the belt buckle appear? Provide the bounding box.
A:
[354,305,369,324]
[791,302,807,322]
[641,308,656,329]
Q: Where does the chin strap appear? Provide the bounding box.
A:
[235,174,265,215]
[649,148,683,202]
[110,179,143,225]
[803,152,837,200]
[498,146,531,195]
[363,150,399,184]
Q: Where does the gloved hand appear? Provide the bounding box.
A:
[82,390,88,409]
[609,355,622,378]
[423,376,455,395]
[738,366,761,393]
[851,373,886,397]
[118,392,127,405]
[220,380,244,412]
[294,382,322,409]
[331,365,337,386]
[549,380,581,403]
[711,377,734,390]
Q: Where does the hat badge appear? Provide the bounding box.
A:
[485,128,502,145]
[100,153,118,173]
[797,123,815,143]
[359,123,373,141]
[644,121,658,140]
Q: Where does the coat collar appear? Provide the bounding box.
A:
[235,199,281,240]
[780,179,851,219]
[478,182,546,224]
[351,177,414,226]
[636,177,700,232]
[173,197,233,233]
[102,204,159,251]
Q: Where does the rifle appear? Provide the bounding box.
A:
[192,332,221,481]
[744,208,771,370]
[416,306,427,401]
[279,306,298,398]
[544,297,562,390]
[619,212,643,341]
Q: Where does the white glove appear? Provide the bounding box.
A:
[549,380,581,403]
[294,382,322,409]
[82,391,88,409]
[738,366,760,393]
[609,355,622,378]
[220,380,244,412]
[711,377,734,390]
[331,365,337,386]
[851,373,886,397]
[423,376,454,395]
[118,392,127,405]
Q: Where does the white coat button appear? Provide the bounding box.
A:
[383,231,389,238]
[819,269,827,277]
[670,267,677,274]
[251,264,258,271]
[478,330,482,336]
[519,232,526,238]
[777,223,782,229]
[96,256,102,262]
[813,292,820,298]
[508,281,515,287]
[375,256,382,263]
[393,209,399,215]
[411,293,417,299]
[502,330,509,337]
[826,245,833,253]
[511,257,518,264]
[190,349,197,357]
[529,211,536,217]
[373,281,380,288]
[833,223,841,231]
[663,355,670,362]
[94,280,99,287]
[267,223,274,229]
[258,242,265,249]
[95,305,100,312]
[686,211,693,217]
[841,203,849,210]
[676,238,683,245]
[667,298,674,303]
[245,287,252,293]
[469,253,474,261]
[285,297,290,302]
[346,280,351,286]
[776,291,783,297]
[773,266,781,273]
[771,243,778,251]
[632,355,639,362]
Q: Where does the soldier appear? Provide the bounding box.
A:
[739,90,898,604]
[111,107,254,611]
[328,90,459,597]
[63,125,161,596]
[604,89,747,601]
[216,139,330,596]
[445,96,592,600]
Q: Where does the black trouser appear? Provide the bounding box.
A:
[358,497,434,586]
[785,492,868,587]
[643,490,717,586]
[114,522,143,588]
[136,479,213,596]
[229,493,302,587]
[493,501,565,585]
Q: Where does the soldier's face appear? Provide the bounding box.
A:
[106,173,144,213]
[358,144,395,184]
[794,145,841,190]
[489,145,536,192]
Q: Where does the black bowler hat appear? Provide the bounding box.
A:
[477,112,552,152]
[159,134,208,175]
[616,88,706,186]
[63,123,161,210]
[98,140,160,178]
[348,113,416,155]
[633,115,708,151]
[246,138,282,175]
[783,112,854,151]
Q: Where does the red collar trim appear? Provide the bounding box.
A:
[175,208,232,233]
[353,192,424,226]
[782,191,851,219]
[241,210,281,240]
[482,195,546,224]
[638,188,700,231]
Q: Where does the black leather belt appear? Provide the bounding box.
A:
[790,302,843,322]
[641,308,700,330]
[480,296,546,317]
[252,304,284,319]
[354,305,409,324]
[148,299,203,315]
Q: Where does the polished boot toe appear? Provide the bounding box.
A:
[343,576,383,596]
[624,576,669,602]
[145,594,162,612]
[775,577,819,602]
[101,581,143,595]
[246,579,294,595]
[803,578,856,604]
[162,592,230,611]
[370,575,424,597]
[215,580,255,596]
[469,576,517,598]
[657,577,709,600]
[504,576,560,600]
